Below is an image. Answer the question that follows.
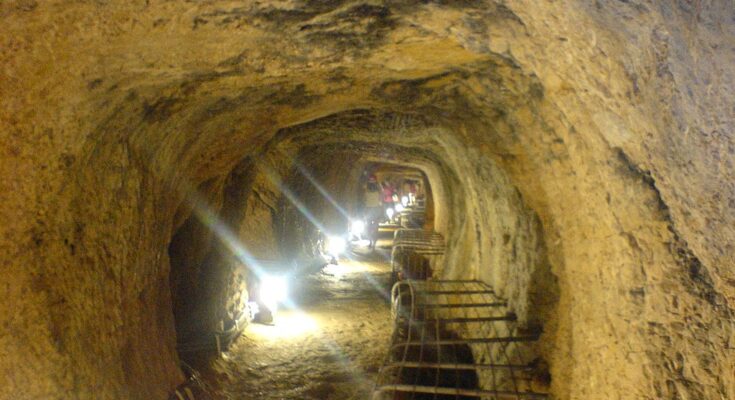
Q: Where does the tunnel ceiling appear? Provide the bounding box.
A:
[2,1,734,400]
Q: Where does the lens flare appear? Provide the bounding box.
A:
[351,220,365,236]
[261,275,288,313]
[247,311,319,340]
[326,236,347,256]
[293,161,350,219]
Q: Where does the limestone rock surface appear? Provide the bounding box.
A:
[1,1,733,399]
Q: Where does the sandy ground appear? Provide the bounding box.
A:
[201,242,395,400]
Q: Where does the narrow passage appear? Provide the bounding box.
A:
[204,248,394,399]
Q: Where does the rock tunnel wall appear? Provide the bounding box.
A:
[1,1,733,399]
[277,144,358,262]
[434,132,558,329]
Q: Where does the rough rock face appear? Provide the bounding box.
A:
[1,1,733,399]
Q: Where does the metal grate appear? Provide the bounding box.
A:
[373,280,548,400]
[391,229,446,281]
[393,229,446,248]
[397,207,427,228]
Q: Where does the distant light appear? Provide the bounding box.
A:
[351,220,365,236]
[261,275,288,313]
[395,204,405,212]
[401,196,409,207]
[386,208,395,219]
[326,236,347,256]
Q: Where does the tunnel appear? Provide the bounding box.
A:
[2,1,734,399]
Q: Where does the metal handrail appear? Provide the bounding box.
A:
[373,279,548,400]
[373,384,547,400]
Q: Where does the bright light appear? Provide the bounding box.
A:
[261,276,288,312]
[351,220,365,236]
[247,311,319,340]
[401,196,409,206]
[395,204,405,212]
[247,301,260,321]
[386,208,395,219]
[326,235,346,256]
[323,262,348,278]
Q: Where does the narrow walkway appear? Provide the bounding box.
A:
[205,249,394,399]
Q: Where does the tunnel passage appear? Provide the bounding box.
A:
[357,162,435,230]
[163,123,452,363]
[158,107,559,399]
[3,2,735,399]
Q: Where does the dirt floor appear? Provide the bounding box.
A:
[200,241,395,400]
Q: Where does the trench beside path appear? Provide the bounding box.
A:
[204,249,394,399]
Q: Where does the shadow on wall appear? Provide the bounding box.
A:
[526,216,559,332]
[168,177,229,348]
[167,158,280,358]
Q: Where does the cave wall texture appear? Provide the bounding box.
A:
[1,1,733,399]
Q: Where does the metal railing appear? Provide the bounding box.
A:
[167,362,211,400]
[391,229,446,281]
[397,206,427,228]
[175,309,249,355]
[373,280,548,400]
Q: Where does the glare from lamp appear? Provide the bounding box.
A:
[247,301,260,321]
[386,208,395,219]
[326,235,347,256]
[351,220,365,236]
[261,275,288,312]
[248,311,320,340]
[395,204,405,212]
[401,196,409,207]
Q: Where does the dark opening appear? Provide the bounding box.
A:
[391,323,480,400]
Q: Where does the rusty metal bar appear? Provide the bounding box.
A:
[394,228,441,236]
[395,234,443,239]
[394,234,444,240]
[416,302,507,308]
[393,243,444,250]
[385,361,532,371]
[394,236,443,241]
[398,250,445,257]
[392,246,444,254]
[373,384,548,399]
[394,238,444,244]
[416,289,495,295]
[414,315,517,324]
[391,335,540,349]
